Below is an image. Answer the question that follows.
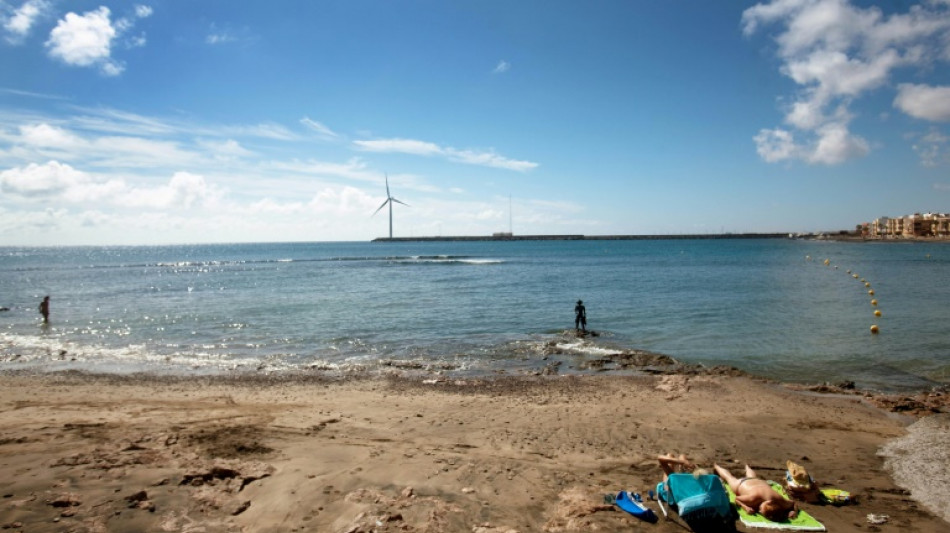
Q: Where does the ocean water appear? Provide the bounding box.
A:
[1,239,948,392]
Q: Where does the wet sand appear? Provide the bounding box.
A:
[0,371,947,532]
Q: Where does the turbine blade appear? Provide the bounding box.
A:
[385,173,391,198]
[372,198,390,216]
[391,198,409,207]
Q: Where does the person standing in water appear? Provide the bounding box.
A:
[39,295,50,324]
[574,299,587,333]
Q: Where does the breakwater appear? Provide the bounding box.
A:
[372,233,788,242]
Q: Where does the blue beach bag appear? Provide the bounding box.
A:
[656,473,732,524]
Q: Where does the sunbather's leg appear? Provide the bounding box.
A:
[744,465,758,479]
[714,464,742,492]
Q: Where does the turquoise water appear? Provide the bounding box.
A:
[1,239,948,391]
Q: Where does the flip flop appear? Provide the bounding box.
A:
[615,491,659,523]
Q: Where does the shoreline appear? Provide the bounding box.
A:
[1,368,948,532]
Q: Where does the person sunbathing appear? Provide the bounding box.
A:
[714,463,798,521]
[658,453,696,478]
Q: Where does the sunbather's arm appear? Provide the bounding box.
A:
[735,495,759,514]
[657,454,694,474]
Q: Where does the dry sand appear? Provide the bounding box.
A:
[0,371,947,532]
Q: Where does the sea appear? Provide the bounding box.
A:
[1,238,948,393]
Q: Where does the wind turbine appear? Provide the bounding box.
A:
[372,173,409,239]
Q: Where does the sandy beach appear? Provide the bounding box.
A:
[1,371,947,533]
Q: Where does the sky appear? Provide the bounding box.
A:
[1,0,950,245]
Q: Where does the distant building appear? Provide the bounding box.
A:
[867,213,950,239]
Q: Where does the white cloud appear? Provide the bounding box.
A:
[448,148,538,172]
[753,122,869,164]
[196,138,254,160]
[493,60,510,74]
[0,160,87,197]
[205,22,239,45]
[300,117,339,139]
[754,128,799,162]
[354,138,442,156]
[743,0,950,165]
[45,7,116,67]
[44,5,152,76]
[3,0,50,43]
[19,123,84,150]
[206,32,235,45]
[308,185,379,214]
[225,122,298,141]
[910,127,950,167]
[266,157,375,182]
[0,161,221,209]
[894,83,950,121]
[1,160,224,210]
[354,137,538,172]
[809,122,870,164]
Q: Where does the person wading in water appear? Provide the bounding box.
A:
[39,295,50,324]
[574,299,587,333]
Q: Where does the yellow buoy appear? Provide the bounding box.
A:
[868,289,875,295]
[853,274,859,279]
[870,325,879,334]
[824,259,830,265]
[865,282,870,287]
[874,310,882,317]
[871,299,878,306]
[846,269,852,274]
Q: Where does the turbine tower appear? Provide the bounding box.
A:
[372,173,409,239]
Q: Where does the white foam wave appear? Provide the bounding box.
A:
[879,414,950,523]
[554,339,619,357]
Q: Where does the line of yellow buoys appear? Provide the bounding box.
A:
[807,255,881,334]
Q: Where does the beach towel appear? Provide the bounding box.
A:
[724,481,826,531]
[656,473,732,524]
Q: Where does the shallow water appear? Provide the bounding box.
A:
[1,239,948,391]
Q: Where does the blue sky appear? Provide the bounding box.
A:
[2,0,949,245]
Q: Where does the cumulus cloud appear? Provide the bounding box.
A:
[124,171,221,209]
[19,122,84,150]
[894,83,950,122]
[3,0,51,44]
[1,161,222,209]
[45,7,121,74]
[0,160,87,197]
[743,0,950,165]
[354,138,538,172]
[44,4,152,76]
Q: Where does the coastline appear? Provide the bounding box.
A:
[1,366,947,532]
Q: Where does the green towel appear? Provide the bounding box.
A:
[724,480,826,531]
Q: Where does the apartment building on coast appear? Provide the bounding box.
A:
[861,212,950,239]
